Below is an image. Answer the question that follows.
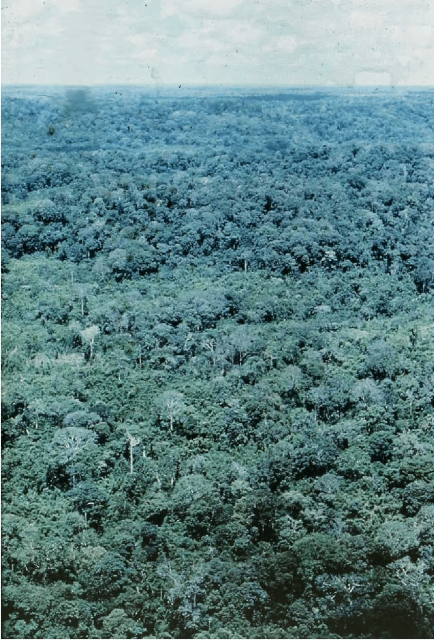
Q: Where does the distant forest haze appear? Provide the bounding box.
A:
[1,87,434,639]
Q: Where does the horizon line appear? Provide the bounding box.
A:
[3,83,434,89]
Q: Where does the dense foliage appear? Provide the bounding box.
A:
[2,87,434,639]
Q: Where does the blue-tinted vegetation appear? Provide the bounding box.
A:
[2,86,434,639]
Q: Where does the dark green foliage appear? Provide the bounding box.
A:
[2,87,434,639]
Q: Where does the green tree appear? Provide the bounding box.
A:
[50,427,98,487]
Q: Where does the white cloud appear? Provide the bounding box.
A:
[131,48,159,62]
[55,0,82,13]
[354,71,392,86]
[175,31,227,53]
[2,0,433,85]
[348,9,388,30]
[168,0,246,18]
[3,0,46,21]
[224,22,265,46]
[275,36,300,53]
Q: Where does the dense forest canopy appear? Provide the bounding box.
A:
[2,86,434,639]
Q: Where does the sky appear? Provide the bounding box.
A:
[2,0,434,86]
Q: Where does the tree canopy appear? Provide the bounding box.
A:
[2,86,434,639]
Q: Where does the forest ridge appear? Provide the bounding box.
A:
[1,87,434,639]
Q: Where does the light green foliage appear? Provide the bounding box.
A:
[51,427,97,464]
[102,608,145,639]
[155,390,187,432]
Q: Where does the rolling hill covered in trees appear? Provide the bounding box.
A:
[2,86,434,639]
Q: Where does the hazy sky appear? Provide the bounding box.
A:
[2,0,433,86]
